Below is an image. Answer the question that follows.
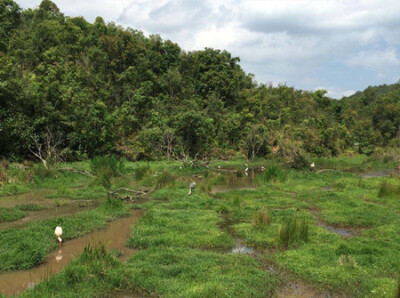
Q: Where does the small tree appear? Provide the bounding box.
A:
[29,128,62,168]
[244,124,268,160]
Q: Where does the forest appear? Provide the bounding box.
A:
[1,0,400,163]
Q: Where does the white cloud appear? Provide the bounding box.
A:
[348,49,400,68]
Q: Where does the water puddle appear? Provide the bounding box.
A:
[277,280,335,298]
[361,170,391,178]
[318,223,353,237]
[310,210,353,238]
[0,209,143,296]
[231,243,254,255]
[211,168,260,193]
[0,190,51,208]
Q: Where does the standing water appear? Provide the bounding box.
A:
[0,209,143,296]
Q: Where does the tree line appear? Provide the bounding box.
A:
[1,0,399,161]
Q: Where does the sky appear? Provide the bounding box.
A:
[16,0,400,98]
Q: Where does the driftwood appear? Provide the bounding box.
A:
[316,169,338,174]
[109,187,150,196]
[57,168,94,177]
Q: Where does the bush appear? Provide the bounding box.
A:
[291,154,309,170]
[32,164,56,181]
[378,181,400,197]
[90,155,125,177]
[0,158,9,169]
[134,164,150,180]
[155,170,175,189]
[279,217,309,247]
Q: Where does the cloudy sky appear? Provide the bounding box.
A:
[16,0,400,98]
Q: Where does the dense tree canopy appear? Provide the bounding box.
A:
[0,0,399,161]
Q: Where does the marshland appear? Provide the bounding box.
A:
[2,0,400,297]
[0,154,399,297]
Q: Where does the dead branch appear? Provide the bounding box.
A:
[109,187,150,196]
[316,169,338,174]
[56,168,94,177]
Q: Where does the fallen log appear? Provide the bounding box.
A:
[109,187,150,196]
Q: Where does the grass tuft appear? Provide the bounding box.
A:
[279,216,309,247]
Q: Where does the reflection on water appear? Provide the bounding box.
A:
[211,168,260,193]
[0,210,143,296]
[361,170,391,178]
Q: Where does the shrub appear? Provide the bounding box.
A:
[90,155,125,177]
[32,164,56,181]
[279,217,309,247]
[0,158,9,169]
[155,170,175,189]
[378,181,400,197]
[291,154,309,170]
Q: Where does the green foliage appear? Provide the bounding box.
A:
[2,0,399,162]
[134,164,150,180]
[155,170,175,189]
[0,207,25,223]
[252,208,272,229]
[378,181,400,197]
[16,204,47,211]
[90,156,125,177]
[255,164,286,185]
[279,217,309,247]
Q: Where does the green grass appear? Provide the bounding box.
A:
[15,203,48,211]
[0,207,25,223]
[128,209,234,249]
[126,247,277,297]
[0,200,128,272]
[0,156,397,297]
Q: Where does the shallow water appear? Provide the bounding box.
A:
[231,244,254,254]
[0,190,51,208]
[0,209,143,296]
[318,223,353,237]
[361,170,391,178]
[211,168,260,193]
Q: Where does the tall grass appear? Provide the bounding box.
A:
[254,164,286,186]
[90,155,125,177]
[252,208,272,229]
[279,217,309,247]
[134,164,150,180]
[378,181,400,197]
[155,170,175,189]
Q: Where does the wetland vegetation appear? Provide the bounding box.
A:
[0,154,399,297]
[1,0,400,297]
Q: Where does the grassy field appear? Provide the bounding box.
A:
[0,155,399,297]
